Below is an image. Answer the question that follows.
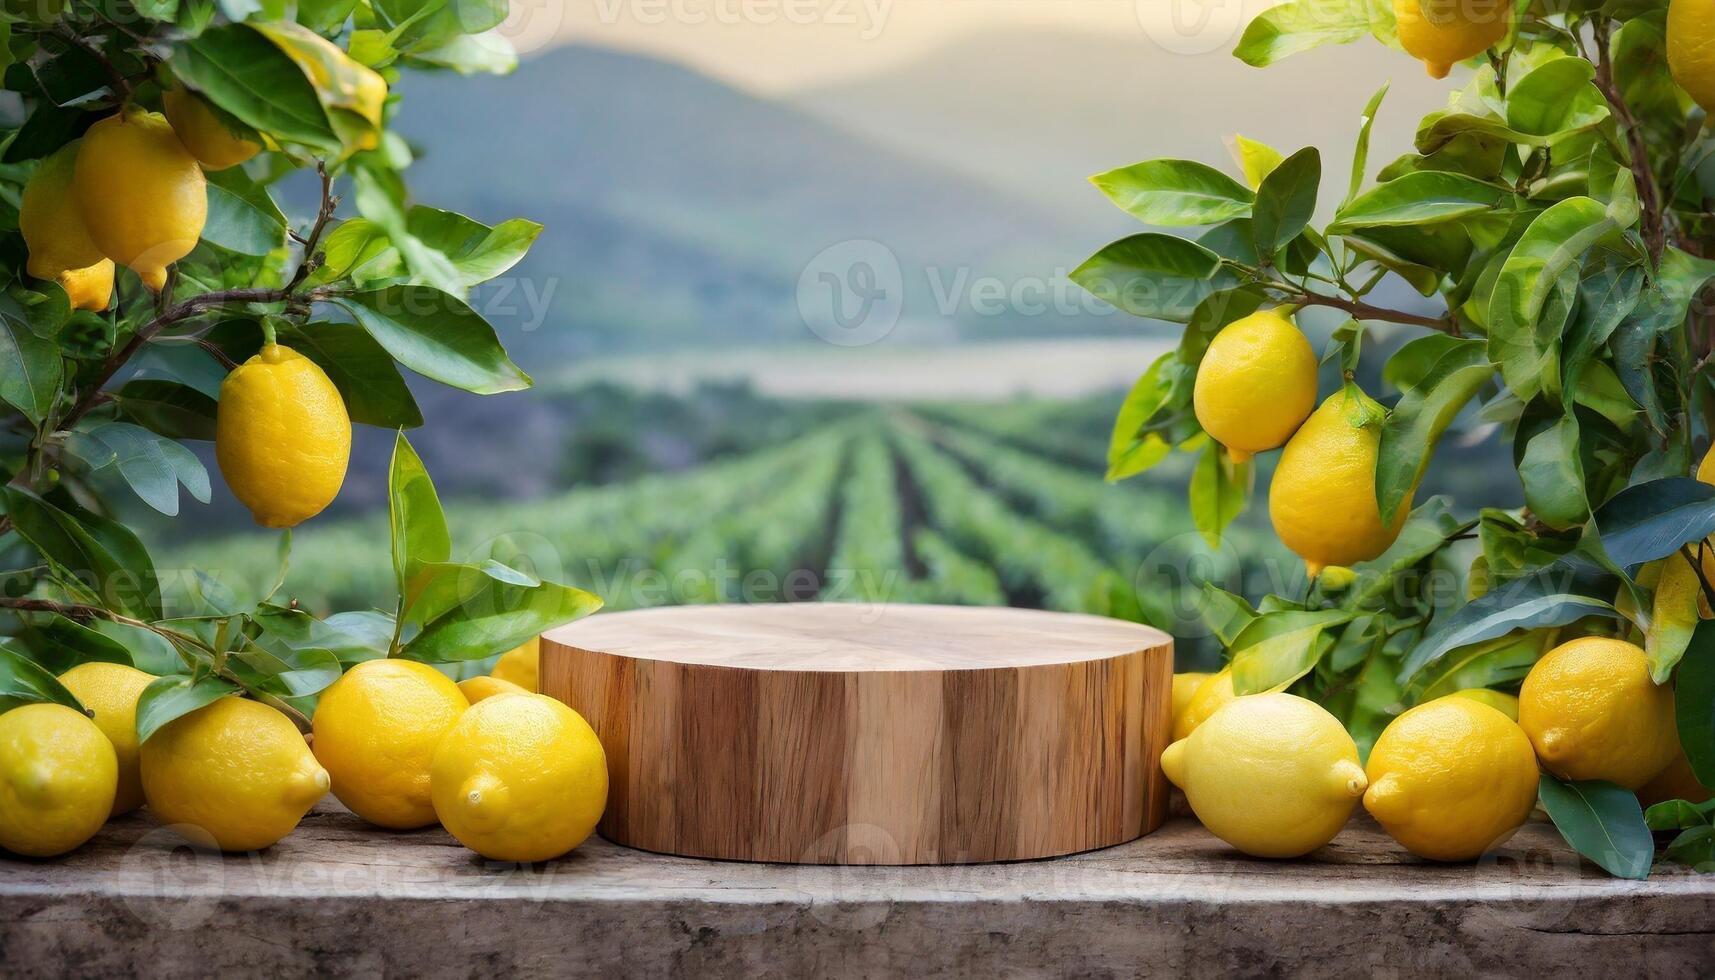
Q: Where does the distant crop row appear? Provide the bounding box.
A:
[167,410,1258,647]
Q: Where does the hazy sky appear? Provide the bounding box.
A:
[502,0,1285,92]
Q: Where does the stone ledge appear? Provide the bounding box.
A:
[3,803,1713,977]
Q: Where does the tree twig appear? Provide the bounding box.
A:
[1273,286,1461,334]
[1591,18,1667,262]
[53,25,131,102]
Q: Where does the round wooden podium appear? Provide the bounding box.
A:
[540,603,1173,865]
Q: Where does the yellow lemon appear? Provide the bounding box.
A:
[1394,0,1511,80]
[57,260,114,312]
[0,703,117,857]
[431,693,608,862]
[1518,637,1679,790]
[1269,389,1411,577]
[1364,698,1539,861]
[216,344,351,529]
[1161,692,1366,858]
[72,107,207,292]
[1191,309,1318,462]
[1638,751,1712,807]
[19,142,115,311]
[1170,671,1211,735]
[1670,0,1715,112]
[459,675,531,704]
[312,659,469,829]
[489,636,541,692]
[1173,667,1236,741]
[140,696,328,851]
[163,86,262,170]
[1444,688,1519,722]
[58,662,154,816]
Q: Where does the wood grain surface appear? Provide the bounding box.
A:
[541,603,1174,864]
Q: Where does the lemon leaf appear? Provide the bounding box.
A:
[1592,478,1715,570]
[1071,233,1229,324]
[173,24,336,149]
[0,313,61,425]
[335,286,530,395]
[1251,147,1320,257]
[1189,440,1248,549]
[1229,608,1355,694]
[1234,0,1371,67]
[0,640,84,714]
[1647,552,1704,681]
[1678,621,1715,787]
[1088,159,1253,226]
[134,675,238,744]
[1231,135,1284,190]
[1376,336,1493,520]
[1538,774,1654,879]
[388,430,451,606]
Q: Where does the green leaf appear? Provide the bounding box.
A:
[1487,198,1618,395]
[401,571,602,664]
[1376,336,1493,520]
[335,286,530,395]
[405,208,541,288]
[1332,172,1509,231]
[1105,353,1176,481]
[2,488,160,619]
[281,321,422,428]
[134,676,238,744]
[1405,630,1547,703]
[1233,0,1370,67]
[1664,826,1715,871]
[115,379,219,441]
[1071,234,1228,324]
[0,313,62,424]
[1189,441,1248,548]
[1230,608,1355,694]
[201,166,288,256]
[1088,159,1254,226]
[1592,479,1715,570]
[90,618,182,675]
[1505,57,1610,139]
[69,421,211,517]
[1400,575,1620,682]
[1198,583,1259,647]
[173,24,336,148]
[404,29,517,75]
[1538,774,1654,879]
[1645,797,1715,831]
[32,615,134,672]
[251,21,383,149]
[1517,413,1588,528]
[1232,135,1284,190]
[1251,147,1320,257]
[1563,264,1643,392]
[1678,619,1715,788]
[0,641,84,713]
[1346,82,1388,205]
[231,632,342,698]
[388,430,451,605]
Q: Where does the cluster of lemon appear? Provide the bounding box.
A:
[0,639,608,863]
[18,86,253,308]
[1165,636,1705,860]
[1194,309,1409,577]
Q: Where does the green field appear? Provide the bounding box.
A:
[165,401,1302,667]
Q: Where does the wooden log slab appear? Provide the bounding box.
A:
[4,802,1714,978]
[539,603,1174,864]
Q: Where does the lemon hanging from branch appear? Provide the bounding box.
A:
[1669,0,1715,112]
[1268,385,1411,577]
[1394,0,1511,79]
[72,107,207,292]
[216,342,352,528]
[1191,308,1317,463]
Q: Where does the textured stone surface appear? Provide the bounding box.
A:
[3,801,1714,977]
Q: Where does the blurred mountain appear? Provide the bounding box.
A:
[792,29,1455,230]
[390,43,1105,366]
